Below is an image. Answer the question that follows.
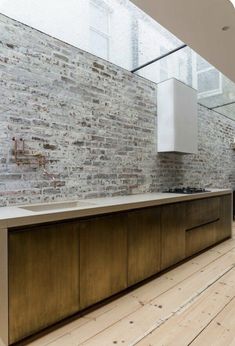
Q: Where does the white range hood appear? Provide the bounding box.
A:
[157,78,198,154]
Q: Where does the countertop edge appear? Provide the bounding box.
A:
[1,189,232,229]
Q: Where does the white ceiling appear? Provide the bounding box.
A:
[131,0,235,83]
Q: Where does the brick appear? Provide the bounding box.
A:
[0,13,233,207]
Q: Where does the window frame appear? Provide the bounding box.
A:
[192,52,222,98]
[159,45,170,81]
[89,0,111,60]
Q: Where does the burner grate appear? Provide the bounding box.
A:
[164,187,210,194]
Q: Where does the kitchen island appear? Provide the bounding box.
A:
[0,189,232,345]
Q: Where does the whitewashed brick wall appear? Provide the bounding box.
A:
[0,14,234,206]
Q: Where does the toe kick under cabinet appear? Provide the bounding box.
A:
[2,193,232,345]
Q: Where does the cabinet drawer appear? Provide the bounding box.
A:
[186,219,219,257]
[186,197,220,230]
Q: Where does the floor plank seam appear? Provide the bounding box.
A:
[78,257,235,345]
[28,226,235,346]
[187,296,235,346]
[51,251,235,346]
[176,265,235,314]
[210,244,235,255]
[131,265,235,346]
[77,305,143,345]
[134,249,235,306]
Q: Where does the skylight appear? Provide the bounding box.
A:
[0,0,234,121]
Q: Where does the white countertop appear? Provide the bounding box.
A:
[0,189,232,229]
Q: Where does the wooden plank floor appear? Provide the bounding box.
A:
[29,223,235,346]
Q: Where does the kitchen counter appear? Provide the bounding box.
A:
[0,188,232,229]
[0,188,232,346]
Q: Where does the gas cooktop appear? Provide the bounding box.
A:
[164,187,211,194]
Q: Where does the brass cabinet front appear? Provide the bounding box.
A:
[7,193,232,345]
[79,213,128,310]
[8,221,80,345]
[186,197,220,230]
[216,194,232,242]
[185,220,219,257]
[185,195,232,257]
[127,207,161,286]
[161,202,186,270]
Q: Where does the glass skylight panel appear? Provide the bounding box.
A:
[0,0,183,70]
[196,55,212,71]
[90,2,109,34]
[136,46,191,86]
[0,0,234,120]
[137,46,235,121]
[197,69,221,96]
[90,30,109,60]
[214,103,235,121]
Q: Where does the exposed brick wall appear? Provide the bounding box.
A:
[0,14,234,206]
